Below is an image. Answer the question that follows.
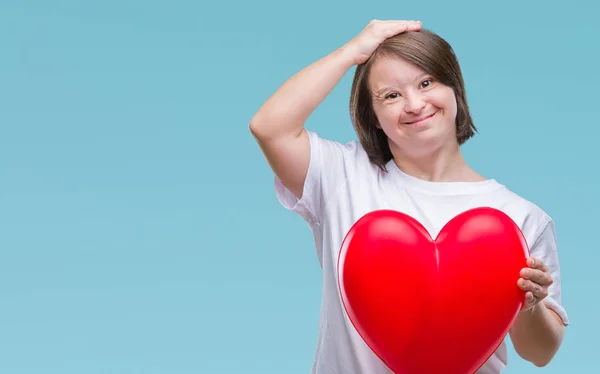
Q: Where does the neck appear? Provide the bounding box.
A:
[389,140,485,183]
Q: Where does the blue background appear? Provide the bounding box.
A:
[1,1,597,373]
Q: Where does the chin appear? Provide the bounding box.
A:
[393,128,454,156]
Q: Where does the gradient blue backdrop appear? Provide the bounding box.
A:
[1,1,597,373]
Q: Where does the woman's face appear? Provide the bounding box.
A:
[368,55,458,157]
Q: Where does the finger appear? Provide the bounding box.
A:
[522,291,536,309]
[527,257,549,272]
[381,20,420,24]
[382,20,422,30]
[381,23,419,38]
[401,20,421,29]
[518,278,548,299]
[520,267,553,286]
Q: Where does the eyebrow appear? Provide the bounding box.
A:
[373,73,429,96]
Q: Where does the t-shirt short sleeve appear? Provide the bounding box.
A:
[274,130,354,226]
[529,219,569,325]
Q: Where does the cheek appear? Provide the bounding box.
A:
[446,92,458,113]
[378,105,404,125]
[429,91,457,117]
[373,106,396,129]
[447,96,458,120]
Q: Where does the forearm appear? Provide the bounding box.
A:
[249,46,356,140]
[509,302,565,367]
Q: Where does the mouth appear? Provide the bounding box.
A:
[405,111,437,125]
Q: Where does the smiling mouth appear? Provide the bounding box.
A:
[405,111,437,125]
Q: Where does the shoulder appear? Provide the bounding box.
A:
[306,130,365,157]
[274,130,380,225]
[305,130,376,172]
[492,184,553,245]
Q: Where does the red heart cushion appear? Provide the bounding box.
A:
[338,207,529,374]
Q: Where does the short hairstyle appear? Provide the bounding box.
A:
[349,28,477,171]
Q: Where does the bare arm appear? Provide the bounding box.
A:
[510,256,566,367]
[249,20,422,199]
[249,47,357,199]
[510,303,565,367]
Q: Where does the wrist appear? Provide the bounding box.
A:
[518,301,546,320]
[335,44,360,67]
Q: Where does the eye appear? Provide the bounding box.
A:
[420,79,433,89]
[386,92,400,100]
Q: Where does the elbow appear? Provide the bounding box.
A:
[248,120,259,138]
[249,120,268,144]
[249,115,303,143]
[248,114,275,141]
[515,345,560,368]
[248,116,261,136]
[534,342,562,367]
[515,352,551,368]
[532,357,552,368]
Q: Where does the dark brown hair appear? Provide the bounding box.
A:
[349,28,477,171]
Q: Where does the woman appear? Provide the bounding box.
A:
[249,20,568,373]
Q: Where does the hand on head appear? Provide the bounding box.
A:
[342,20,422,65]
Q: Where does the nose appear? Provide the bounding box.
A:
[404,92,426,114]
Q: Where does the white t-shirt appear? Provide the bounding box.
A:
[274,130,569,374]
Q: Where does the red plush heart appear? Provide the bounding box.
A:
[338,207,529,374]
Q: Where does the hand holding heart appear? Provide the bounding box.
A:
[338,207,533,374]
[519,257,553,311]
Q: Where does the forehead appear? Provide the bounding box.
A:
[368,55,427,89]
